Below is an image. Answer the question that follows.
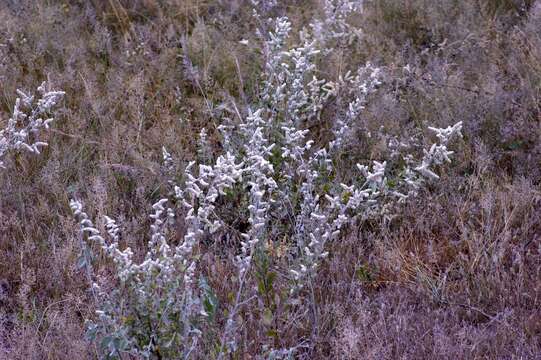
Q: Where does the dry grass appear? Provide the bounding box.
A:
[0,0,540,358]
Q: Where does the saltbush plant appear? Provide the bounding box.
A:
[70,2,463,358]
[0,82,64,169]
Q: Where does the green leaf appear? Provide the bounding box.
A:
[262,308,273,326]
[356,264,372,282]
[505,140,523,151]
[85,323,98,341]
[100,336,113,353]
[258,279,266,295]
[199,276,218,320]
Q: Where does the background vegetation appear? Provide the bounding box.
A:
[0,0,540,358]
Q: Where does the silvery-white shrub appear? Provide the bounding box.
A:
[0,82,64,169]
[71,2,463,358]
